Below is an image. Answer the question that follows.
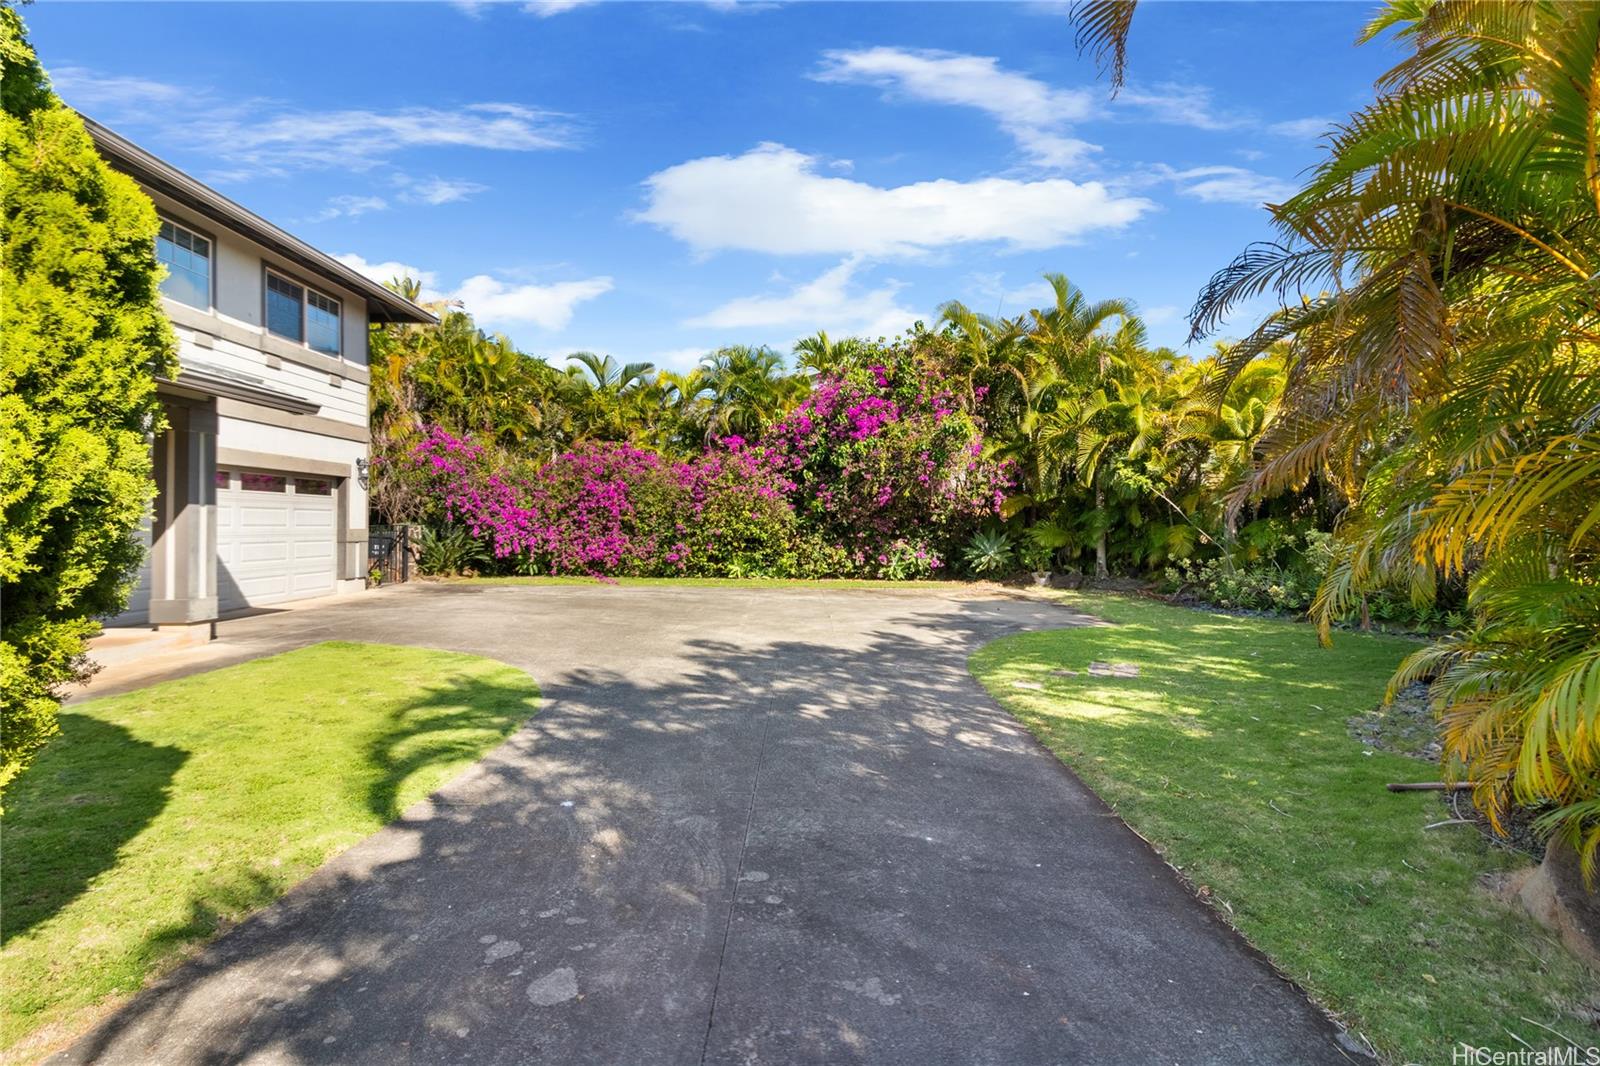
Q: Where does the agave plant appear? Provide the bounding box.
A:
[962,529,1015,576]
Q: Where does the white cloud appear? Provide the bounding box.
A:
[394,175,489,205]
[524,0,599,15]
[996,280,1058,311]
[813,47,1097,168]
[336,254,610,331]
[1269,116,1335,140]
[815,47,1092,130]
[651,347,714,372]
[962,272,1057,314]
[50,67,186,108]
[638,143,1150,257]
[687,257,914,339]
[1142,304,1180,326]
[196,103,574,175]
[334,253,443,295]
[1117,83,1250,131]
[452,274,614,330]
[1168,165,1296,206]
[53,67,576,178]
[307,195,389,223]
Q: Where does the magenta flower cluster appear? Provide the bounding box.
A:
[407,357,1011,579]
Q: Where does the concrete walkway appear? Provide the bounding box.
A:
[57,583,1366,1065]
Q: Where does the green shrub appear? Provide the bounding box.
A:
[417,524,492,577]
[1163,555,1322,614]
[0,8,177,791]
[1162,529,1457,631]
[961,529,1014,576]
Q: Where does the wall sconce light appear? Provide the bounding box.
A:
[355,456,370,489]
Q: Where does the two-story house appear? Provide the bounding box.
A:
[85,118,434,636]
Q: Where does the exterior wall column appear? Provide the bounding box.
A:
[148,396,219,627]
[336,472,368,588]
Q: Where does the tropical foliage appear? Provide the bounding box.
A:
[1075,0,1600,874]
[372,276,1319,586]
[0,7,176,791]
[402,345,1012,579]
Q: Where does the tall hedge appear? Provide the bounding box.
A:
[0,5,177,790]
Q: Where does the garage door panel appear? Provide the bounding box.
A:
[238,541,291,565]
[240,506,292,530]
[291,572,334,594]
[232,572,292,600]
[292,538,334,560]
[217,468,338,613]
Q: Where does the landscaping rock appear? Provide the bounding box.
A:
[1347,682,1441,761]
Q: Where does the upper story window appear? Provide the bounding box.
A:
[266,270,342,356]
[155,219,211,309]
[306,290,341,356]
[266,273,303,342]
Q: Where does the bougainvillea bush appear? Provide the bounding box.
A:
[405,355,1010,579]
[762,359,1010,578]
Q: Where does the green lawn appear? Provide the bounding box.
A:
[970,593,1594,1064]
[0,642,538,1061]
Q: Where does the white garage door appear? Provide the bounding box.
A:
[216,469,337,613]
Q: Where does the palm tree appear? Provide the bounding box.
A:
[1168,2,1600,873]
[698,345,804,440]
[1020,275,1139,574]
[565,351,655,394]
[561,352,656,442]
[793,331,869,377]
[1023,273,1134,382]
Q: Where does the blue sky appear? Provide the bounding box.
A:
[31,1,1399,371]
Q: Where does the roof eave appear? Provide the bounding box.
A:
[80,114,437,327]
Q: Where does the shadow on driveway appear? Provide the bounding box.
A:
[52,586,1364,1065]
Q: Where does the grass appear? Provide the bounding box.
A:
[0,641,538,1061]
[969,592,1595,1064]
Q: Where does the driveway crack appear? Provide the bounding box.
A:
[698,703,773,1066]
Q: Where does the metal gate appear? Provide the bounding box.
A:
[367,524,412,586]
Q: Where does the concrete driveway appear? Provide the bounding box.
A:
[57,583,1365,1065]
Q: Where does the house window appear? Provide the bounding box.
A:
[155,219,211,309]
[294,477,333,496]
[266,273,303,342]
[241,472,286,492]
[214,470,231,490]
[266,270,342,356]
[306,290,341,356]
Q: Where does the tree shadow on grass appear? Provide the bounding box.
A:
[362,672,540,822]
[49,591,1374,1066]
[2,714,186,943]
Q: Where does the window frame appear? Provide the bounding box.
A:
[304,287,342,357]
[262,265,344,358]
[155,215,216,311]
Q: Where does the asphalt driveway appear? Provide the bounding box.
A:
[57,583,1365,1065]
